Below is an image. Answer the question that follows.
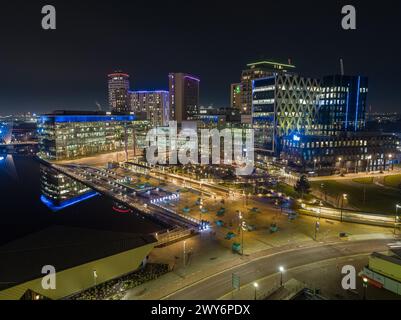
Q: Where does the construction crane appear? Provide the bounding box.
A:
[95,101,102,111]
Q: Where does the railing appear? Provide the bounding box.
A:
[155,228,194,246]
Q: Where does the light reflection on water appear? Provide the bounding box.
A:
[0,155,164,245]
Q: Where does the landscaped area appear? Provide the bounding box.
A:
[352,177,374,184]
[276,183,313,201]
[311,176,401,214]
[383,174,401,189]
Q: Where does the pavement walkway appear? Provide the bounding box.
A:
[123,226,397,300]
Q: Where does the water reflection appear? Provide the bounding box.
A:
[0,154,19,181]
[0,155,164,245]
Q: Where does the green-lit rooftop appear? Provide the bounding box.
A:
[247,60,296,70]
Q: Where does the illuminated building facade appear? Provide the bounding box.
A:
[241,61,296,115]
[169,73,200,123]
[230,83,242,110]
[108,72,130,113]
[281,132,399,174]
[319,75,368,135]
[37,111,146,161]
[40,164,97,210]
[252,74,321,153]
[129,90,169,126]
[194,106,241,129]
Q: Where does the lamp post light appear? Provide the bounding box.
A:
[314,159,317,171]
[340,194,348,223]
[395,205,401,235]
[93,270,98,286]
[362,277,368,300]
[389,154,394,171]
[279,266,285,286]
[183,241,187,267]
[314,218,320,241]
[366,156,372,173]
[238,211,245,256]
[253,282,259,300]
[320,183,327,201]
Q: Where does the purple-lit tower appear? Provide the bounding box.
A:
[168,73,200,123]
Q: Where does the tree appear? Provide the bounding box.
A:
[294,175,311,199]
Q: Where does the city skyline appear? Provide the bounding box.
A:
[2,1,401,303]
[0,0,400,114]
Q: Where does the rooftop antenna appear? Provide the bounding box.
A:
[340,58,345,76]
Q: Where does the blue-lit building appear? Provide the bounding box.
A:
[319,75,368,135]
[40,164,98,211]
[37,111,147,161]
[193,106,241,128]
[281,131,399,174]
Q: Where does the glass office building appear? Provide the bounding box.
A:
[37,111,149,161]
[252,74,321,153]
[40,164,97,211]
[281,132,399,174]
[320,75,368,135]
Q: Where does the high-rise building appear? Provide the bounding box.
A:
[319,75,368,135]
[168,73,200,123]
[130,90,169,126]
[108,72,130,113]
[252,73,321,153]
[230,83,242,110]
[241,61,296,115]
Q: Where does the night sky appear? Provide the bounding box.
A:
[0,0,400,114]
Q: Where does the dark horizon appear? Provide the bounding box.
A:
[0,0,400,115]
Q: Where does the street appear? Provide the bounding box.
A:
[163,239,392,300]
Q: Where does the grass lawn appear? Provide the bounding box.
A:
[352,177,374,184]
[311,180,401,214]
[384,175,401,189]
[276,183,313,201]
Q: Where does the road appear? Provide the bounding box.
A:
[309,169,401,182]
[163,239,392,300]
[300,204,396,227]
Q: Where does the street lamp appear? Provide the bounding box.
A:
[93,270,98,286]
[389,154,394,171]
[367,156,372,173]
[338,157,343,173]
[279,266,285,286]
[183,241,187,267]
[362,277,368,300]
[253,282,259,300]
[340,194,348,223]
[314,159,317,171]
[314,219,320,241]
[395,204,401,235]
[237,211,245,256]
